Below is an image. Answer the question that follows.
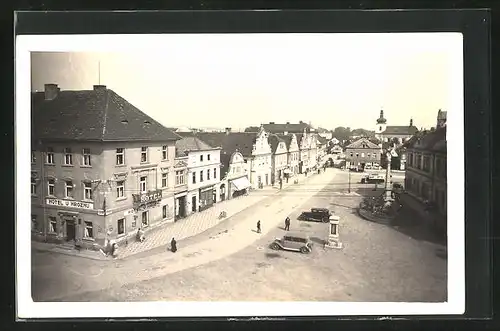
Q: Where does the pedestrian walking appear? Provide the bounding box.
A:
[170,237,177,253]
[110,242,118,259]
[284,217,290,231]
[256,220,261,233]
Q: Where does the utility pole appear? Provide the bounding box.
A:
[348,170,351,193]
[38,139,47,242]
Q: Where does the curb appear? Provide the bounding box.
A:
[32,246,108,261]
[357,207,395,225]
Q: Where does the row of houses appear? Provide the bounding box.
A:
[30,84,328,247]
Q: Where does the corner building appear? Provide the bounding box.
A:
[31,84,181,247]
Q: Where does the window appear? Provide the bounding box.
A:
[116,180,125,198]
[31,178,37,195]
[350,152,353,157]
[361,153,365,157]
[141,211,149,226]
[141,147,148,163]
[46,147,55,164]
[84,182,93,200]
[213,168,217,179]
[162,205,167,219]
[84,221,94,238]
[117,219,125,235]
[162,173,168,188]
[162,145,168,160]
[192,172,196,184]
[48,217,57,233]
[31,151,36,163]
[367,153,371,158]
[356,153,359,158]
[116,148,125,165]
[207,169,210,180]
[140,176,147,193]
[423,156,431,172]
[65,180,74,198]
[82,148,91,166]
[207,154,211,161]
[47,179,55,196]
[200,155,204,162]
[200,171,204,182]
[175,170,185,186]
[64,148,73,165]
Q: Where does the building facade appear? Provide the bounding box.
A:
[172,155,188,220]
[268,134,289,185]
[31,84,181,247]
[277,133,300,178]
[220,151,252,200]
[344,137,383,170]
[404,121,447,219]
[176,136,222,215]
[248,128,273,188]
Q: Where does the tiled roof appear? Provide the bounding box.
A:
[406,127,446,153]
[193,132,257,157]
[267,134,285,153]
[276,133,294,150]
[262,122,312,133]
[32,88,181,142]
[345,137,381,150]
[316,135,329,145]
[175,136,217,157]
[382,125,419,135]
[244,126,261,133]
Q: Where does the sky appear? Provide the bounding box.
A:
[30,33,462,131]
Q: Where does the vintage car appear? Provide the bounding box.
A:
[299,207,331,223]
[360,173,385,184]
[269,232,313,254]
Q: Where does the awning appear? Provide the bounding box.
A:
[231,176,251,191]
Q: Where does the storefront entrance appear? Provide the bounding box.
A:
[176,196,187,219]
[192,196,197,212]
[65,220,76,241]
[199,188,214,212]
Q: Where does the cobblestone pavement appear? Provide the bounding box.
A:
[56,169,447,303]
[32,169,340,301]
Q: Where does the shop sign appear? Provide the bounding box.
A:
[46,198,94,210]
[133,189,162,205]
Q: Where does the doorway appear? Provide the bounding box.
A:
[66,220,76,241]
[178,196,186,218]
[191,195,197,212]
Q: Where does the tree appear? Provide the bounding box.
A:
[332,127,351,141]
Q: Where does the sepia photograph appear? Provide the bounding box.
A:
[16,32,464,318]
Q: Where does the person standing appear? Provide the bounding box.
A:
[170,237,177,253]
[284,217,291,231]
[256,220,261,234]
[110,242,118,259]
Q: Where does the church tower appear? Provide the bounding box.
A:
[375,109,387,139]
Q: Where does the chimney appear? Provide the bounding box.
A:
[225,127,231,135]
[409,118,413,127]
[93,85,107,91]
[269,122,275,124]
[44,84,59,100]
[299,121,303,124]
[286,122,290,124]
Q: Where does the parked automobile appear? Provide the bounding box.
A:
[360,173,385,184]
[299,207,331,223]
[270,232,313,254]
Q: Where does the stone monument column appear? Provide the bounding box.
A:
[325,214,343,249]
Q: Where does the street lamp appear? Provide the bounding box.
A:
[348,170,351,193]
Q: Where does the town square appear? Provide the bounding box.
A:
[24,33,455,308]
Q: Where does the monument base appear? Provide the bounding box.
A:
[325,240,343,249]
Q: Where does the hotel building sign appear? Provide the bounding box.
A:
[46,198,94,210]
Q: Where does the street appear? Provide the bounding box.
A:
[32,169,447,302]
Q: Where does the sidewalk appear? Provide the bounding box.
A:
[31,241,107,261]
